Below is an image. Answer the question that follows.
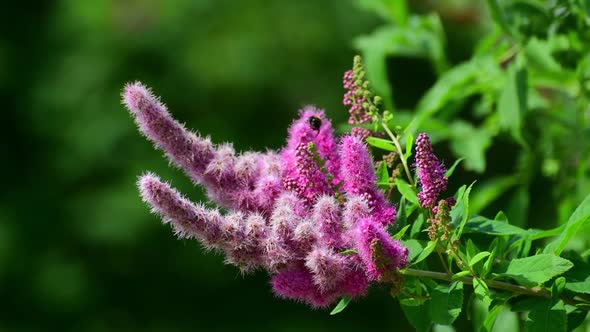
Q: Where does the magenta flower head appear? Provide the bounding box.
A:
[123,82,407,308]
[415,133,448,209]
[340,135,396,226]
[353,218,408,281]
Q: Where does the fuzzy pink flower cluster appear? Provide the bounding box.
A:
[123,82,408,308]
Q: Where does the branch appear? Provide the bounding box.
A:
[401,268,589,310]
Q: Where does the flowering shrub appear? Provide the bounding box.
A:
[122,1,590,330]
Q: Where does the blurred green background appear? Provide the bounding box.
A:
[2,0,579,331]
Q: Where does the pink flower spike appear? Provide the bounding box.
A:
[415,133,447,208]
[138,173,224,249]
[340,135,396,226]
[354,218,408,281]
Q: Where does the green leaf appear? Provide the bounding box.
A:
[544,193,590,255]
[355,15,448,111]
[410,213,425,239]
[473,278,492,307]
[466,239,478,261]
[497,61,527,145]
[464,216,525,235]
[470,252,491,267]
[490,306,519,332]
[565,278,590,294]
[469,176,518,214]
[529,224,565,241]
[376,160,390,189]
[429,282,464,325]
[395,178,419,206]
[480,305,503,332]
[485,0,512,36]
[552,277,567,297]
[354,0,408,25]
[402,301,432,332]
[404,132,413,160]
[451,182,474,241]
[505,187,530,228]
[449,122,492,173]
[330,296,352,315]
[393,224,411,240]
[566,308,588,332]
[412,240,437,265]
[408,56,501,135]
[500,254,574,286]
[396,196,408,229]
[482,247,496,277]
[445,157,464,179]
[366,136,396,152]
[471,296,488,332]
[402,239,423,263]
[525,299,566,332]
[523,38,577,94]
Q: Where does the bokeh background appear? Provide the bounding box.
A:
[2,0,584,331]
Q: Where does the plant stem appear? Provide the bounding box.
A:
[401,268,589,310]
[381,121,415,186]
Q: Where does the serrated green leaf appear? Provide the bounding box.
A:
[395,178,418,206]
[393,224,411,240]
[500,254,574,286]
[330,296,352,315]
[565,277,590,294]
[464,216,525,235]
[470,252,491,267]
[445,157,464,179]
[544,193,590,255]
[366,136,396,152]
[412,240,437,265]
[429,282,464,325]
[525,299,566,332]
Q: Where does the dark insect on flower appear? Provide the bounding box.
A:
[308,115,322,131]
